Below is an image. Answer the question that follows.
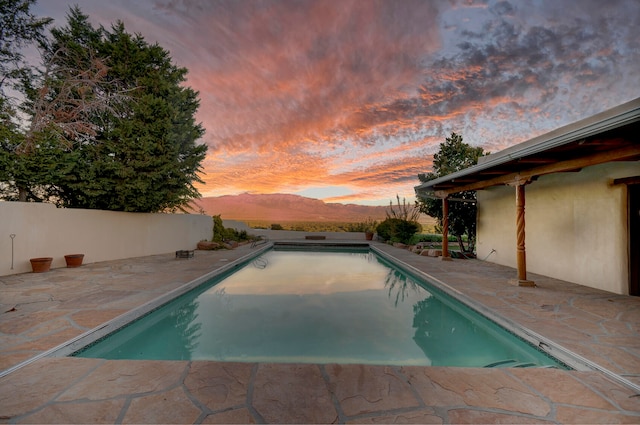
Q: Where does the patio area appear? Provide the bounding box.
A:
[1,232,639,424]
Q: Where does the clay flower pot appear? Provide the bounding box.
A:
[64,254,84,268]
[365,231,374,241]
[30,257,53,273]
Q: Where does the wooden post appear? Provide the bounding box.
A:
[513,183,535,286]
[441,197,452,261]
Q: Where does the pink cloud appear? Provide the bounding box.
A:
[33,0,640,204]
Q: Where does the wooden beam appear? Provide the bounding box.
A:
[434,190,449,198]
[441,145,640,195]
[449,177,479,183]
[478,170,510,175]
[517,158,556,164]
[612,176,640,186]
[417,194,477,203]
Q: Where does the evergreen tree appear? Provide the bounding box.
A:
[55,17,207,212]
[0,0,52,101]
[1,6,207,212]
[416,132,484,253]
[0,0,52,200]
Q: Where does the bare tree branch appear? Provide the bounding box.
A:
[386,194,421,222]
[18,47,131,154]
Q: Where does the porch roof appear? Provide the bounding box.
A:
[415,97,640,196]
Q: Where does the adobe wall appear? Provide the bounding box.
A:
[476,162,637,295]
[0,203,213,276]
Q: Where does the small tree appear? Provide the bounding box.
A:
[416,132,484,253]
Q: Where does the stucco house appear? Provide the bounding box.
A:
[415,98,639,296]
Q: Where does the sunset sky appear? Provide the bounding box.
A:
[33,0,640,205]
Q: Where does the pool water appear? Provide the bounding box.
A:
[75,249,566,368]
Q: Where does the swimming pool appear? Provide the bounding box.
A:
[73,246,567,368]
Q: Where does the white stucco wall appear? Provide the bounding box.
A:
[0,202,213,276]
[477,162,638,295]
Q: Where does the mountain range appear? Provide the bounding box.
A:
[190,193,390,223]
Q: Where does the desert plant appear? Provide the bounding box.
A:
[347,217,379,233]
[386,195,421,222]
[364,217,378,233]
[376,196,422,243]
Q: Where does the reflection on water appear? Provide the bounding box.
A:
[173,299,201,356]
[76,249,566,368]
[218,251,387,295]
[382,264,421,307]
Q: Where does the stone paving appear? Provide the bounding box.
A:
[1,232,639,424]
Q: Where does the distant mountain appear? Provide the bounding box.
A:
[190,193,390,223]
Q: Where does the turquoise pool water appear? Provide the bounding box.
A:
[75,248,567,368]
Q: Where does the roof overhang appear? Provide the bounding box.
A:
[415,98,640,197]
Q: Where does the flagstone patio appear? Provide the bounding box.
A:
[1,233,639,423]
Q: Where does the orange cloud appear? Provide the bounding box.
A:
[36,0,640,205]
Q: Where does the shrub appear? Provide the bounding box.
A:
[375,195,422,243]
[223,227,248,241]
[346,222,366,232]
[392,219,421,244]
[346,217,378,233]
[212,215,253,242]
[409,233,461,245]
[376,218,420,244]
[212,215,225,242]
[270,223,283,230]
[376,218,395,241]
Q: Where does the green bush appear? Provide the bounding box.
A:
[212,215,253,242]
[224,228,250,241]
[409,233,462,245]
[393,220,421,244]
[270,223,284,230]
[212,215,225,242]
[376,218,420,244]
[345,217,378,233]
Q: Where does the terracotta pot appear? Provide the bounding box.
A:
[64,254,84,268]
[365,231,374,241]
[30,257,53,273]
